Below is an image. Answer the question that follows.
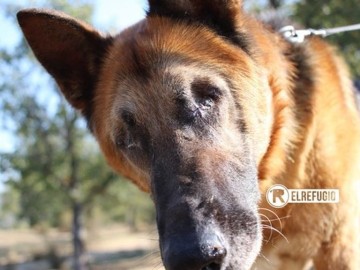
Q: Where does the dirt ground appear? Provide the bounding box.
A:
[0,225,165,270]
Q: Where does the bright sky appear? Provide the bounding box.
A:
[93,0,148,31]
[0,0,148,50]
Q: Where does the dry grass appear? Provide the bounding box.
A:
[0,225,165,270]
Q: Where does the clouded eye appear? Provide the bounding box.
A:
[126,137,141,150]
[122,111,136,127]
[115,130,141,150]
[116,111,145,151]
[191,81,222,109]
[203,85,222,101]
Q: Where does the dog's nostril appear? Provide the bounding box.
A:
[202,244,227,261]
[211,245,226,258]
[199,244,226,270]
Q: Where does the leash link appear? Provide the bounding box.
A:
[280,23,360,43]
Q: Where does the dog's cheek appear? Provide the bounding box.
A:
[226,65,274,165]
[92,123,152,192]
[230,227,262,269]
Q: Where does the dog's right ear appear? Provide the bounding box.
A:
[147,0,248,52]
[17,9,112,117]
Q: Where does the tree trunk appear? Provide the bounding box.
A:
[65,111,88,270]
[72,201,87,270]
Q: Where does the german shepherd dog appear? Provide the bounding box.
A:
[17,1,360,269]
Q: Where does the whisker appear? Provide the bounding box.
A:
[258,207,289,231]
[259,213,273,243]
[262,225,289,243]
[261,215,291,223]
[259,252,271,264]
[153,259,165,270]
[135,249,161,268]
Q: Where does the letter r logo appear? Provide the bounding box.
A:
[266,185,289,208]
[272,189,285,203]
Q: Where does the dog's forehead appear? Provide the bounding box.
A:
[111,62,233,121]
[94,16,253,137]
[107,16,245,76]
[105,66,205,131]
[103,24,235,109]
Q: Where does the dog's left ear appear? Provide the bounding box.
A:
[148,0,247,50]
[17,9,113,118]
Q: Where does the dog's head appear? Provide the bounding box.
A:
[18,1,282,269]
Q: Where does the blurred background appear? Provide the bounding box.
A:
[0,0,359,269]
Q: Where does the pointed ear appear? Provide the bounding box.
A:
[147,0,248,51]
[17,9,112,117]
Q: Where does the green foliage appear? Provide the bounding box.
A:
[0,0,155,230]
[293,0,360,78]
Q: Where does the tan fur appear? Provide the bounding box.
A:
[257,38,360,269]
[94,16,360,268]
[18,4,360,269]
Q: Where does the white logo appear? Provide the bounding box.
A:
[266,184,289,208]
[266,185,339,208]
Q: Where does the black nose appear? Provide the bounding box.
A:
[163,232,227,270]
[199,243,227,270]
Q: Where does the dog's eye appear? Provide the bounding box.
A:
[115,130,126,149]
[116,134,141,150]
[116,111,147,153]
[199,97,213,109]
[204,86,222,101]
[126,138,141,150]
[192,82,222,109]
[197,86,222,110]
[115,127,140,150]
[122,111,136,127]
